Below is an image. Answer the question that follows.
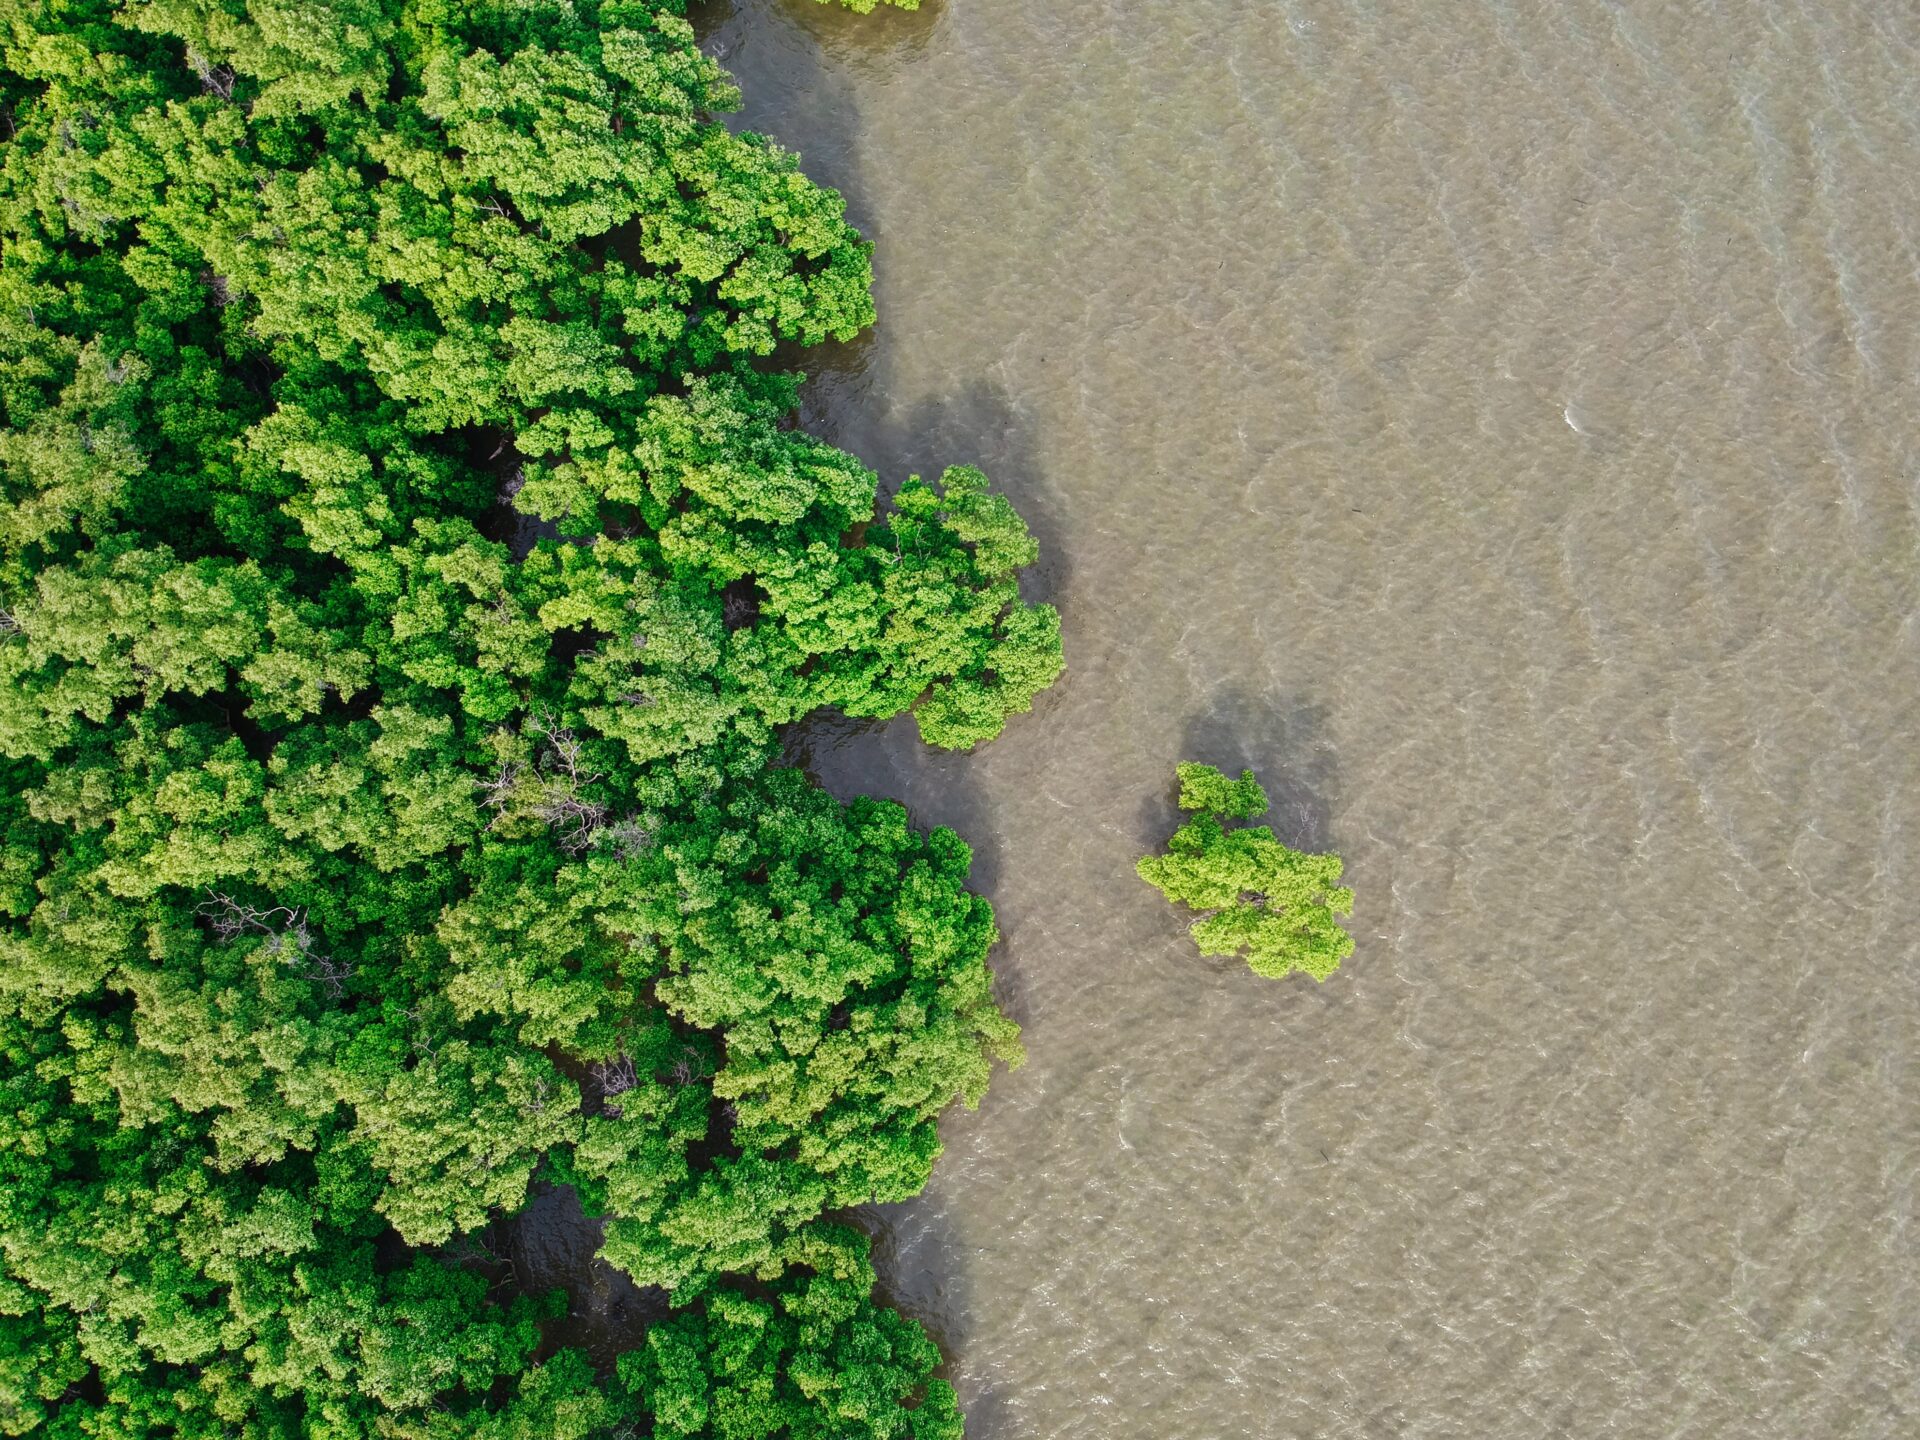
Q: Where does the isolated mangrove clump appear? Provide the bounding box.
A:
[1137,762,1355,980]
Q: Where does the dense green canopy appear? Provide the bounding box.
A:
[0,0,1058,1436]
[1137,763,1355,981]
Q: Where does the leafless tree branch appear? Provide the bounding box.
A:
[186,50,236,99]
[197,893,350,996]
[590,1053,638,1116]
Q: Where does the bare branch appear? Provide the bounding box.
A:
[590,1053,639,1116]
[528,708,600,786]
[666,1045,707,1088]
[197,892,349,997]
[534,791,610,853]
[524,1074,554,1116]
[474,761,522,810]
[515,710,612,850]
[186,50,236,99]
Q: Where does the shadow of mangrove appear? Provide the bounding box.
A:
[778,377,1069,916]
[692,3,1056,1428]
[1151,685,1338,855]
[693,0,946,235]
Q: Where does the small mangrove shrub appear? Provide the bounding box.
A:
[1138,762,1355,980]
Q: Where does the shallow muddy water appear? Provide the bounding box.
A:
[696,1,1920,1433]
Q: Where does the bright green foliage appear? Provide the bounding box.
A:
[1137,763,1356,981]
[0,0,1060,1435]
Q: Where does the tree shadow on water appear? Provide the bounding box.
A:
[775,378,1071,952]
[501,1184,669,1370]
[766,0,948,64]
[681,6,1048,1431]
[771,387,1062,1440]
[692,0,944,234]
[1139,686,1339,857]
[889,383,1074,617]
[708,0,1075,1057]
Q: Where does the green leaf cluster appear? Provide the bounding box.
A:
[813,0,923,14]
[626,1226,961,1440]
[0,1,1061,1436]
[1137,763,1356,981]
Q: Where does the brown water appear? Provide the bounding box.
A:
[699,1,1920,1433]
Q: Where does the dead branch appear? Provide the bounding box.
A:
[197,892,350,997]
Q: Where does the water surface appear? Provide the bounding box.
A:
[700,1,1920,1433]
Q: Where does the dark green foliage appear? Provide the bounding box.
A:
[1138,763,1356,981]
[0,1,1061,1436]
[626,1226,962,1440]
[585,772,1023,1291]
